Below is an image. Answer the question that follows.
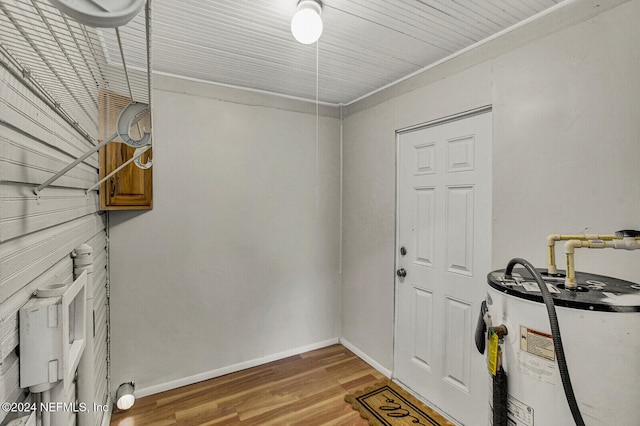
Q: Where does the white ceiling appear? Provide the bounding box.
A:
[102,0,563,106]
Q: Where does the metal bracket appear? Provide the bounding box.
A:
[34,105,149,196]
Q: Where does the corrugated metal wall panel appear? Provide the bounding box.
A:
[0,353,20,407]
[0,38,110,426]
[0,0,100,137]
[0,126,97,191]
[83,229,110,426]
[0,185,100,242]
[0,215,104,301]
[0,67,96,163]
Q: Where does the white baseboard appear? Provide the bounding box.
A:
[135,337,340,398]
[338,337,392,378]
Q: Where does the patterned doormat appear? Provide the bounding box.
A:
[344,380,455,426]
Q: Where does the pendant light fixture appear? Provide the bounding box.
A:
[291,0,323,44]
[115,382,136,411]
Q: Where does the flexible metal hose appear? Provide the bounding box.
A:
[504,257,585,426]
[493,366,508,426]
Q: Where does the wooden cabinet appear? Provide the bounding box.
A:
[98,90,152,210]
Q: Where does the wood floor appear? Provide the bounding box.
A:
[110,344,386,425]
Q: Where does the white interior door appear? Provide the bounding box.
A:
[394,111,492,425]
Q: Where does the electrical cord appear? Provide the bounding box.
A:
[505,258,586,426]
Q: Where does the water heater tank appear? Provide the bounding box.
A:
[485,268,640,426]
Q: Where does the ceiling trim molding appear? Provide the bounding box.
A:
[153,72,342,118]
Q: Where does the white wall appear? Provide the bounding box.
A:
[108,0,639,396]
[109,76,342,395]
[341,0,640,372]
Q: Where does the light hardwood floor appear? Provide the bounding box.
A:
[110,344,386,425]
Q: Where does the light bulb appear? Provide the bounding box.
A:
[116,394,135,411]
[291,1,323,44]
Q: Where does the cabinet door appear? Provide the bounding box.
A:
[98,89,152,210]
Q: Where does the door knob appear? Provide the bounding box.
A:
[396,268,407,278]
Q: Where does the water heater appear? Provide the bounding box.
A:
[483,264,639,425]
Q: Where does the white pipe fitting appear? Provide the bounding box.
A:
[563,235,640,288]
[611,238,640,250]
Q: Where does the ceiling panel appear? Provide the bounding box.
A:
[94,0,564,106]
